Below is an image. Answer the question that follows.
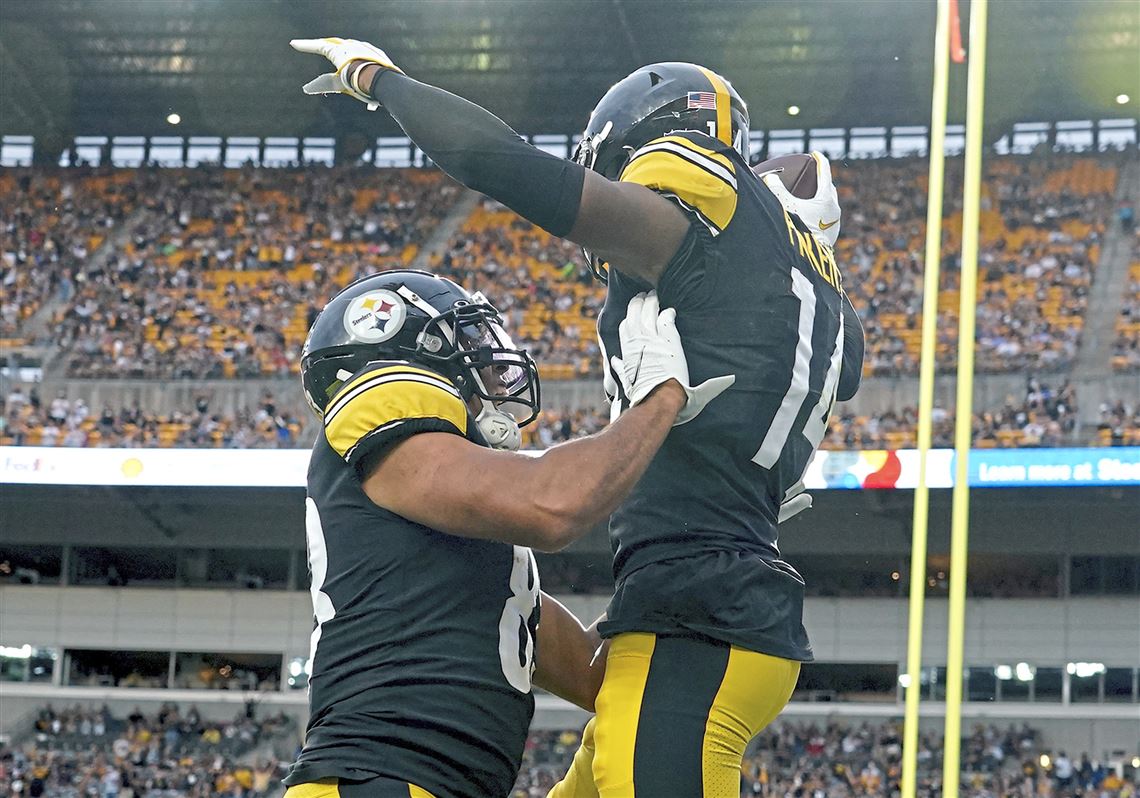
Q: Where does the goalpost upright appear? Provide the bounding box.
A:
[942,0,989,795]
[900,0,953,794]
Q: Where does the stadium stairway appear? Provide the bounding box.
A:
[38,204,155,377]
[1073,156,1139,383]
[409,187,481,271]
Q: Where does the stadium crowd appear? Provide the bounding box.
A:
[2,166,459,379]
[0,389,305,448]
[825,377,1081,450]
[5,713,1134,798]
[842,153,1118,376]
[1,170,141,343]
[3,151,1125,384]
[2,152,1136,452]
[3,703,290,797]
[511,721,1136,798]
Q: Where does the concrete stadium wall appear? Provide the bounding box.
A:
[16,371,1140,422]
[2,587,1136,669]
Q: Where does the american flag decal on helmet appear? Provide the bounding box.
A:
[686,91,717,110]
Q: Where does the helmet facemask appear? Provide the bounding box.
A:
[410,293,541,449]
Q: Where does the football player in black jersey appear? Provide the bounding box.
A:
[292,39,864,798]
[283,269,728,798]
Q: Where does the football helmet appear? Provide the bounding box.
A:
[300,270,540,450]
[574,62,749,280]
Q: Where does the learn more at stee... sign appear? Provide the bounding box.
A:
[969,448,1140,487]
[0,446,1137,489]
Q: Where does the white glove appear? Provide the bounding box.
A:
[759,151,842,248]
[778,492,813,524]
[289,37,403,111]
[777,478,812,523]
[610,292,735,427]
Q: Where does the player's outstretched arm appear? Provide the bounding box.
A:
[290,38,689,286]
[359,293,729,551]
[531,594,605,712]
[361,378,681,552]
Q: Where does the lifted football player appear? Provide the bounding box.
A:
[292,39,864,798]
[284,270,728,798]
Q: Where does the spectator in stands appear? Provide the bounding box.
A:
[1053,750,1074,790]
[1119,200,1135,232]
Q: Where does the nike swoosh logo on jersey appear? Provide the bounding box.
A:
[818,218,838,230]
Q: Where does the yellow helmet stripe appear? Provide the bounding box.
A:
[696,65,733,148]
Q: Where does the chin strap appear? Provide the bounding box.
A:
[476,403,522,451]
[469,364,522,451]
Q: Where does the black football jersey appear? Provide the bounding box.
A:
[597,132,856,662]
[284,361,540,798]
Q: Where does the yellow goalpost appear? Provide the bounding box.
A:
[902,1,989,796]
[899,0,952,793]
[942,0,989,795]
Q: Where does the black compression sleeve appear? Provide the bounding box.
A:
[370,70,585,237]
[837,291,865,402]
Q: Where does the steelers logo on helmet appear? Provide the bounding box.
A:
[342,289,407,344]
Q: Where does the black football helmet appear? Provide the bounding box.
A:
[300,270,540,432]
[573,62,749,280]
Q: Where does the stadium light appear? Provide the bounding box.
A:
[1117,93,1131,105]
[1040,754,1051,769]
[166,112,182,125]
[0,644,32,659]
[1014,662,1034,682]
[993,665,1013,680]
[1065,661,1105,678]
[1132,757,1140,769]
[786,105,801,116]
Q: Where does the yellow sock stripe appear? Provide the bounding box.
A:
[408,785,437,798]
[592,633,657,797]
[695,66,733,148]
[701,648,800,796]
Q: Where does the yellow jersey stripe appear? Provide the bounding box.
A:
[657,135,735,175]
[325,369,460,428]
[621,149,738,231]
[408,785,438,798]
[592,632,657,797]
[325,375,468,459]
[696,66,733,148]
[628,137,736,187]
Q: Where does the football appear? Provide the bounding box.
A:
[752,152,818,199]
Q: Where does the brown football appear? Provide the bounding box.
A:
[752,153,817,199]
